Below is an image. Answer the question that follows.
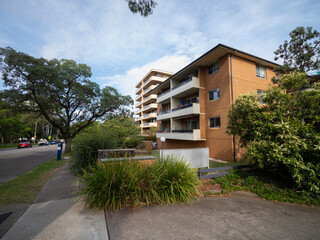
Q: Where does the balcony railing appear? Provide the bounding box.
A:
[172,129,195,133]
[157,109,171,115]
[144,87,150,93]
[135,101,141,106]
[144,78,150,85]
[136,94,141,99]
[157,129,171,133]
[144,95,150,101]
[136,116,141,120]
[172,103,193,111]
[158,89,170,98]
[172,77,193,90]
[144,113,150,118]
[143,123,149,126]
[144,105,150,109]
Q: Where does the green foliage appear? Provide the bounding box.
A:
[77,156,200,211]
[274,26,320,74]
[0,47,132,151]
[143,127,157,141]
[227,72,320,194]
[70,117,143,173]
[212,170,320,206]
[126,0,157,17]
[70,124,117,174]
[102,115,143,148]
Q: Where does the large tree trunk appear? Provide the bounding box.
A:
[64,138,72,153]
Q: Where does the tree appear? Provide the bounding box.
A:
[0,47,132,152]
[274,26,320,74]
[126,0,157,17]
[227,72,320,194]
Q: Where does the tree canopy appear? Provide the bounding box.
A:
[0,47,132,151]
[274,26,320,74]
[227,72,320,194]
[126,0,157,17]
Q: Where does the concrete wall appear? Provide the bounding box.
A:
[160,147,209,168]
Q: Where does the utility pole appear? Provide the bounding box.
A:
[34,120,38,143]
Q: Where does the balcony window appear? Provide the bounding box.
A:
[209,88,220,101]
[208,62,219,75]
[256,65,266,79]
[186,120,198,130]
[209,116,221,128]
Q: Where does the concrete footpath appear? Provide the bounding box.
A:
[1,162,108,240]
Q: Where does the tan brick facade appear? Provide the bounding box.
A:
[153,44,278,161]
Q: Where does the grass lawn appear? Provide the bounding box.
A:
[0,157,67,204]
[211,169,320,206]
[0,143,18,149]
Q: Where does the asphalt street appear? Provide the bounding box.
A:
[0,145,59,185]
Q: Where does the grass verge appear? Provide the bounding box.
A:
[0,143,18,149]
[211,169,320,206]
[0,157,67,204]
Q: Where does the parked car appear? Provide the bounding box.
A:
[50,141,57,145]
[18,142,32,148]
[38,139,49,146]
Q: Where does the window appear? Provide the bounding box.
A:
[209,116,221,128]
[156,73,163,77]
[257,89,266,103]
[186,120,197,130]
[208,62,219,75]
[208,88,220,101]
[256,65,266,79]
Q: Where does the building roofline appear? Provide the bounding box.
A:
[151,43,280,93]
[135,69,174,88]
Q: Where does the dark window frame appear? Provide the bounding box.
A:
[209,116,221,128]
[208,62,219,75]
[208,88,220,101]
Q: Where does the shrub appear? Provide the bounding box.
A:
[227,72,320,194]
[70,116,143,174]
[70,126,116,174]
[77,156,200,211]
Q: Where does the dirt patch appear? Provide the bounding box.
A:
[200,179,221,192]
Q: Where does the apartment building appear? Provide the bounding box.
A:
[135,70,172,133]
[151,44,279,161]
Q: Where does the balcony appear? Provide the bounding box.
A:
[136,94,142,101]
[135,116,141,121]
[136,87,142,94]
[171,76,200,97]
[135,101,141,107]
[143,113,157,119]
[157,103,200,120]
[141,122,157,128]
[144,76,165,89]
[156,129,204,141]
[157,89,171,103]
[143,94,157,104]
[143,103,157,111]
[157,76,199,103]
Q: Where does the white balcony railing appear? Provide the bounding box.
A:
[156,129,204,141]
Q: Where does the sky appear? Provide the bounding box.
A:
[0,0,319,99]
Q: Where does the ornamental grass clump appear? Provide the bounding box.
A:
[77,156,200,211]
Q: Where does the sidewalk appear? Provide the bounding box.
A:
[2,161,108,240]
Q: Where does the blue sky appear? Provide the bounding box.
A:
[0,0,319,98]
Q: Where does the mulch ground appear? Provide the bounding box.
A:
[200,179,221,192]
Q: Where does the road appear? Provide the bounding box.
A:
[0,145,59,185]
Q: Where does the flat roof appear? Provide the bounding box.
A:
[135,69,173,88]
[151,43,280,94]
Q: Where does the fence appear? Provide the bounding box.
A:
[198,165,250,180]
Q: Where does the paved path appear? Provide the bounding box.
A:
[106,196,320,240]
[1,162,108,240]
[0,145,58,185]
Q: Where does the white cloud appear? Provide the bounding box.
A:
[98,54,191,98]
